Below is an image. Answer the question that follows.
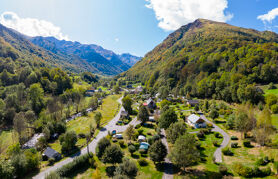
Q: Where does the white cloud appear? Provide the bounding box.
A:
[115,38,119,42]
[257,7,278,23]
[0,11,69,40]
[145,0,233,31]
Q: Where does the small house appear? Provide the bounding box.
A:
[42,147,61,161]
[146,98,156,109]
[85,88,95,96]
[138,135,146,142]
[22,133,44,149]
[113,134,123,139]
[187,114,206,128]
[149,116,156,122]
[139,142,150,151]
[120,110,129,119]
[187,100,199,107]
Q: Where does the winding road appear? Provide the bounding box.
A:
[33,97,140,179]
[200,115,230,163]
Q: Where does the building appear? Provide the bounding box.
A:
[42,147,61,161]
[144,98,156,109]
[138,135,146,142]
[22,133,44,149]
[187,114,206,128]
[113,134,123,139]
[139,142,150,152]
[85,89,95,96]
[149,116,156,122]
[187,100,199,106]
[120,110,129,119]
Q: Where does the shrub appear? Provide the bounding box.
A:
[214,132,222,138]
[256,157,270,166]
[135,124,141,129]
[138,158,148,166]
[233,163,253,178]
[45,172,62,179]
[222,147,233,156]
[231,136,238,140]
[48,158,55,166]
[243,140,252,148]
[197,132,205,139]
[200,129,210,134]
[78,133,86,139]
[128,145,136,154]
[119,141,125,148]
[219,164,228,175]
[138,129,144,135]
[195,141,201,149]
[57,153,94,177]
[213,140,219,147]
[271,104,278,114]
[207,123,213,128]
[231,142,238,148]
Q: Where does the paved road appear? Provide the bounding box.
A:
[161,129,174,179]
[200,115,230,163]
[33,97,140,179]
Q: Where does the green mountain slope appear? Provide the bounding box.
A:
[123,19,278,103]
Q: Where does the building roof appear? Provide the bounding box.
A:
[187,100,199,104]
[22,133,44,149]
[43,147,60,158]
[138,135,146,140]
[139,142,150,150]
[188,114,201,124]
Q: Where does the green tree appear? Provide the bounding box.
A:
[128,145,136,155]
[169,134,200,171]
[122,95,133,114]
[113,85,120,94]
[94,112,102,128]
[90,97,98,110]
[148,140,167,163]
[96,137,111,158]
[59,131,78,155]
[124,125,135,141]
[137,105,149,123]
[114,158,138,178]
[29,83,44,114]
[166,122,187,144]
[209,109,219,119]
[159,108,177,129]
[102,144,123,165]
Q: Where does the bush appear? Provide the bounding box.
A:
[128,145,136,154]
[233,163,253,178]
[222,147,233,156]
[200,129,210,134]
[45,172,62,179]
[256,157,270,166]
[78,133,86,139]
[243,140,252,148]
[219,164,228,175]
[213,140,219,147]
[57,153,94,177]
[138,129,144,135]
[207,123,213,128]
[231,142,238,148]
[48,158,55,166]
[271,104,278,114]
[214,132,222,138]
[231,136,238,140]
[197,132,205,139]
[138,158,148,166]
[135,124,141,129]
[119,141,125,148]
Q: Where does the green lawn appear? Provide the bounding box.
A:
[264,89,278,96]
[0,130,17,155]
[271,114,278,129]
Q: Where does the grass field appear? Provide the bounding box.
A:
[50,94,121,153]
[271,114,278,129]
[259,84,278,96]
[0,130,17,155]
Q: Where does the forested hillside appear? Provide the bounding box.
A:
[123,19,278,104]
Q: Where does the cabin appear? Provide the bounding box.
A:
[42,147,61,161]
[139,142,150,152]
[22,133,44,149]
[144,98,156,109]
[187,114,206,128]
[187,100,199,107]
[120,110,129,119]
[138,135,146,142]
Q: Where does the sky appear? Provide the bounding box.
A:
[0,0,278,57]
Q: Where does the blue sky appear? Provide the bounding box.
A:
[0,0,278,56]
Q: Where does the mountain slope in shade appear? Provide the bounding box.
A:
[30,36,140,75]
[123,19,278,102]
[0,23,89,73]
[119,53,141,66]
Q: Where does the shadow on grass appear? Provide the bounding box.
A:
[106,166,116,177]
[178,169,223,179]
[131,153,140,159]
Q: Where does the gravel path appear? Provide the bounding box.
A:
[33,97,140,179]
[200,115,230,163]
[161,129,174,179]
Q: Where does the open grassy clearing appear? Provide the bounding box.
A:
[0,130,17,155]
[49,94,121,154]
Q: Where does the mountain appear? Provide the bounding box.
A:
[119,53,141,66]
[29,36,140,75]
[123,19,278,103]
